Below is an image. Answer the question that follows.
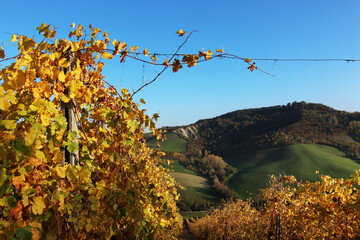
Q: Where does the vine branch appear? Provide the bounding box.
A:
[131,31,196,97]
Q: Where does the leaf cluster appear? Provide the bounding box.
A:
[189,171,360,239]
[0,23,185,239]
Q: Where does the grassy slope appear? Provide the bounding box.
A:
[163,160,197,175]
[148,132,217,201]
[146,132,187,153]
[225,144,360,199]
[164,160,218,202]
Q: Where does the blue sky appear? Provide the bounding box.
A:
[1,0,360,127]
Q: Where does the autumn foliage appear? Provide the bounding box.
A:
[188,171,360,239]
[0,23,193,239]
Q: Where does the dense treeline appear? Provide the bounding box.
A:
[192,102,360,160]
[188,172,360,239]
[164,139,237,209]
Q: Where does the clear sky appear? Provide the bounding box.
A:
[1,0,360,127]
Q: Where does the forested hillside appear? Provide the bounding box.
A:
[171,102,360,161]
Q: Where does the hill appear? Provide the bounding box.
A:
[146,132,187,153]
[151,102,360,199]
[169,102,360,160]
[225,144,360,198]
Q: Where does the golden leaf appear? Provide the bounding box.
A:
[151,54,158,63]
[36,23,48,34]
[60,95,70,103]
[14,54,32,69]
[163,58,170,68]
[245,58,251,63]
[21,37,35,53]
[143,48,150,56]
[101,51,113,60]
[70,41,79,51]
[0,87,17,110]
[172,59,182,72]
[40,112,52,126]
[71,22,75,28]
[130,46,139,52]
[58,58,70,68]
[58,71,65,82]
[15,70,26,90]
[203,49,212,60]
[79,168,91,183]
[247,62,256,72]
[216,46,225,53]
[112,38,117,47]
[32,196,46,215]
[24,125,38,146]
[93,28,101,35]
[38,81,52,99]
[53,166,66,178]
[176,29,186,37]
[182,54,198,67]
[11,34,18,42]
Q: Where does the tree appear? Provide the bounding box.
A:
[0,23,257,239]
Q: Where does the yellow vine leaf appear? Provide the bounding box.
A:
[14,54,32,69]
[247,62,256,72]
[112,38,117,47]
[182,54,198,67]
[172,59,182,72]
[58,71,65,82]
[36,23,48,34]
[163,58,169,68]
[143,48,150,56]
[0,87,17,110]
[70,41,79,51]
[79,168,91,183]
[11,34,18,42]
[245,58,251,63]
[20,37,35,53]
[216,46,225,53]
[130,46,139,52]
[53,166,66,178]
[4,70,26,91]
[1,120,17,130]
[32,196,46,215]
[176,29,186,37]
[58,58,70,68]
[71,22,75,28]
[24,125,39,146]
[203,49,212,60]
[101,51,113,60]
[151,54,158,63]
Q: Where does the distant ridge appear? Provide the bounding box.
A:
[165,102,360,161]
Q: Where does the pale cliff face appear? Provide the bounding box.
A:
[173,124,200,140]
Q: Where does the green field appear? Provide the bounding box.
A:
[225,144,360,199]
[146,132,187,153]
[164,160,218,203]
[148,130,218,209]
[163,160,197,175]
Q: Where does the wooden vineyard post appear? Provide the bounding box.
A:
[60,50,79,166]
